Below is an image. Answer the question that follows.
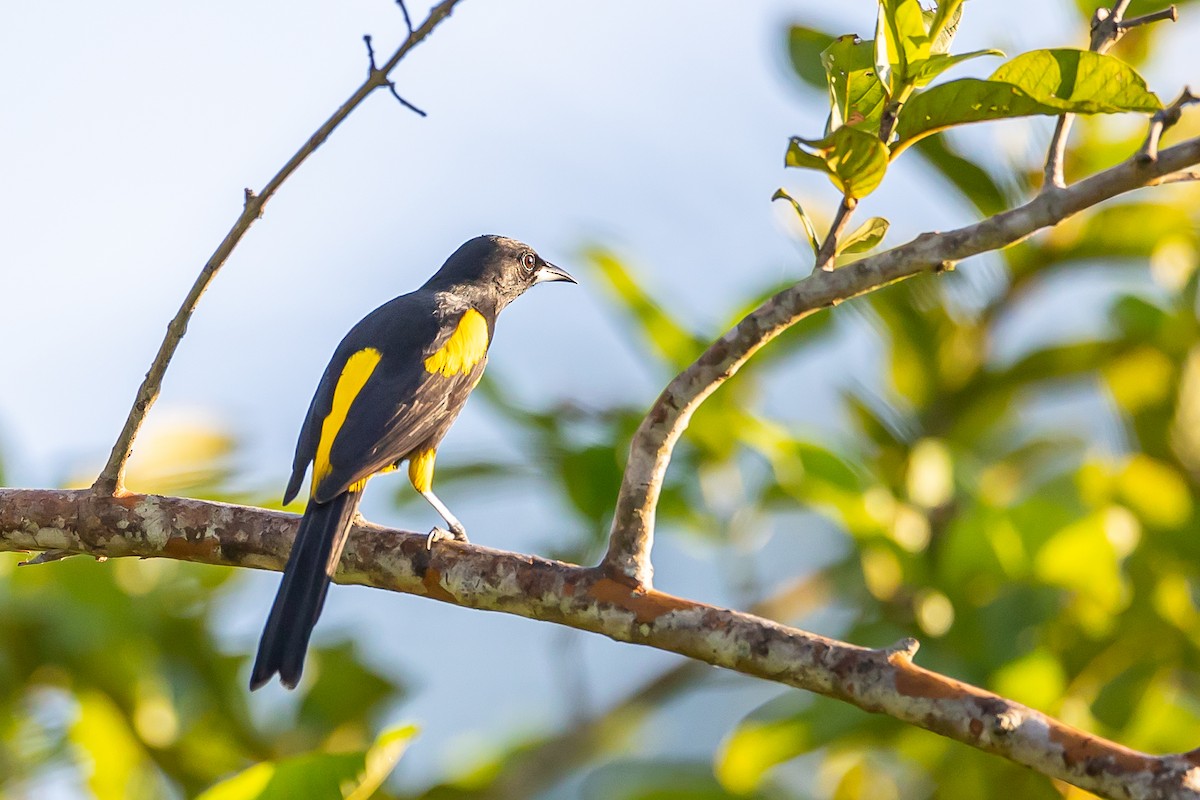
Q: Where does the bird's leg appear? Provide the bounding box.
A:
[421,489,468,549]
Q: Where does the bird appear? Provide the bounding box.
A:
[250,235,575,690]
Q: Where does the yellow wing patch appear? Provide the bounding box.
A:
[424,308,489,376]
[312,347,383,495]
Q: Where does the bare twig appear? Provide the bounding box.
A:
[396,0,415,35]
[1042,1,1176,190]
[602,134,1200,589]
[1121,6,1179,30]
[91,0,462,496]
[364,34,427,116]
[1139,87,1199,162]
[3,487,1199,800]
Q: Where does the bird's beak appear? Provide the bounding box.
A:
[534,262,577,284]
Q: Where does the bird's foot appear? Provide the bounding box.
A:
[425,525,469,550]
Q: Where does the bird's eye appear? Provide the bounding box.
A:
[521,252,537,273]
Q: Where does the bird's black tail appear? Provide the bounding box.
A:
[250,490,362,690]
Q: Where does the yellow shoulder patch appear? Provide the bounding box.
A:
[312,347,382,495]
[424,308,489,377]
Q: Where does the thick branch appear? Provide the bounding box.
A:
[92,0,463,496]
[2,487,1199,800]
[602,136,1200,588]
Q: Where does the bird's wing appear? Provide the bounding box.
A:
[285,293,491,505]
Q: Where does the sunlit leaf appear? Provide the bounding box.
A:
[838,216,889,255]
[875,0,932,95]
[912,49,1004,88]
[586,247,706,370]
[895,49,1160,151]
[715,715,808,793]
[196,725,417,800]
[1034,512,1126,617]
[71,690,159,800]
[926,0,964,54]
[787,127,890,198]
[990,649,1066,710]
[821,35,887,133]
[1116,455,1192,528]
[772,188,821,255]
[990,49,1160,114]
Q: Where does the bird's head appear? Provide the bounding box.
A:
[424,235,576,312]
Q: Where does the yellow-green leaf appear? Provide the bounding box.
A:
[894,49,1161,152]
[197,725,418,800]
[772,188,821,255]
[821,35,887,133]
[787,127,890,199]
[838,216,889,255]
[875,0,931,94]
[991,49,1160,114]
[913,48,1004,88]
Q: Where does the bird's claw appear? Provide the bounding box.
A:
[425,526,469,550]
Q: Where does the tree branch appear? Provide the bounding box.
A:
[1042,1,1176,190]
[91,0,463,496]
[2,487,1199,800]
[601,135,1200,589]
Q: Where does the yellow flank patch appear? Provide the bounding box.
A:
[424,308,489,376]
[408,449,436,494]
[312,347,383,495]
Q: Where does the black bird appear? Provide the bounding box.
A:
[250,235,575,690]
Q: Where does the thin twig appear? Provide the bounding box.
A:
[91,0,462,496]
[396,0,415,35]
[4,487,1200,800]
[1042,1,1175,190]
[602,133,1200,589]
[1121,5,1179,30]
[1139,86,1198,162]
[364,34,427,116]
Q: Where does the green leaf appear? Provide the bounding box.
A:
[991,49,1161,114]
[821,35,888,133]
[926,0,964,54]
[875,0,932,95]
[895,49,1161,151]
[787,25,836,90]
[196,725,417,800]
[838,216,889,255]
[771,189,821,255]
[913,48,1004,88]
[786,127,890,199]
[586,247,706,370]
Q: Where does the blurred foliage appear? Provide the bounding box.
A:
[0,426,407,799]
[3,1,1200,799]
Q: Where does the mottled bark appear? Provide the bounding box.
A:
[3,488,1199,800]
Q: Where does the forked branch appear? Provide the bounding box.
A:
[602,134,1200,589]
[91,0,464,496]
